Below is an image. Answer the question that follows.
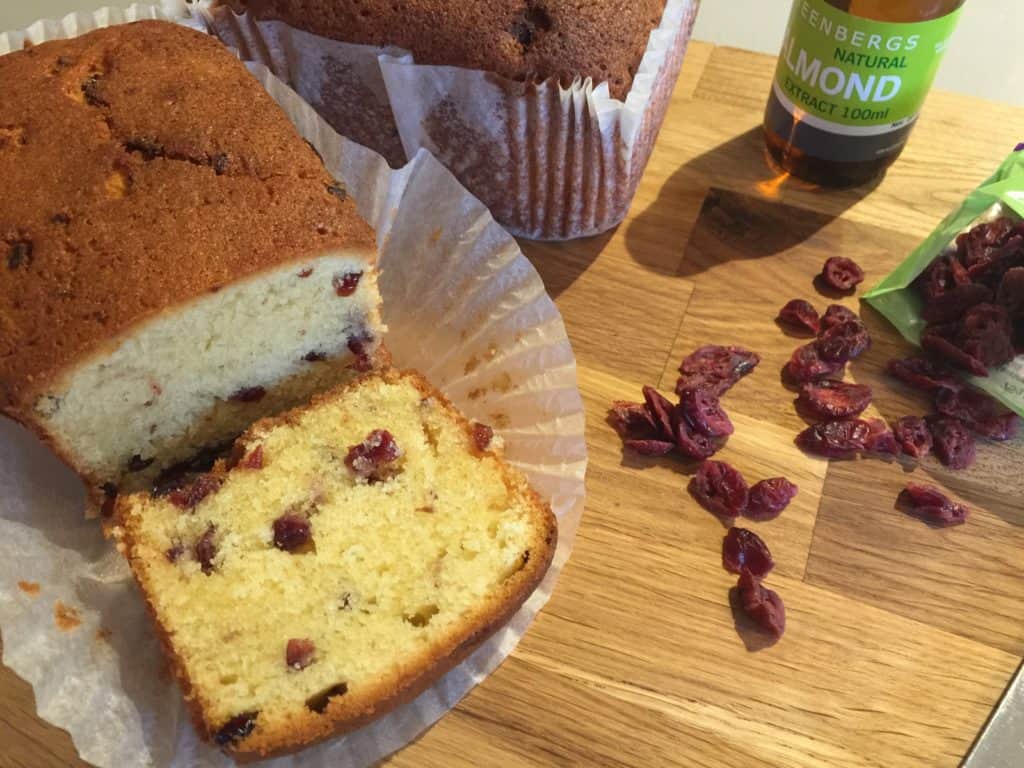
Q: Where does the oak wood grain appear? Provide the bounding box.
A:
[3,40,1024,768]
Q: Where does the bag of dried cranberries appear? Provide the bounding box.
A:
[864,145,1024,418]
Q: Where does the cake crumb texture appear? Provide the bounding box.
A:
[116,370,557,758]
[229,0,668,99]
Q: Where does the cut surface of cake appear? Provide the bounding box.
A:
[0,21,384,497]
[113,370,557,760]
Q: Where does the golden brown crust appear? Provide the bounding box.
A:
[114,367,557,759]
[0,20,375,411]
[223,0,667,99]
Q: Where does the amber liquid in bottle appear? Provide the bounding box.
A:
[764,0,965,187]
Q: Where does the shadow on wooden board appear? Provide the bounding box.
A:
[625,127,882,274]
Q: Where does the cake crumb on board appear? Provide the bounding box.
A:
[54,601,81,631]
[17,580,40,597]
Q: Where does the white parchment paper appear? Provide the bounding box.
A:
[0,6,586,766]
[196,0,701,240]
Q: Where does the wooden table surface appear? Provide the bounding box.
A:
[4,42,1024,768]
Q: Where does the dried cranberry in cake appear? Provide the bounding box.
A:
[927,416,977,470]
[238,445,265,470]
[689,460,749,517]
[722,528,774,578]
[785,343,844,383]
[345,429,403,481]
[195,525,218,575]
[332,271,363,297]
[229,386,266,403]
[897,483,969,527]
[642,386,675,438]
[673,416,719,460]
[608,401,660,441]
[297,267,314,278]
[820,256,865,292]
[213,712,258,746]
[168,474,223,510]
[286,638,316,670]
[679,388,734,438]
[798,380,872,419]
[272,512,312,552]
[100,482,118,518]
[746,477,798,522]
[795,419,870,459]
[676,345,760,396]
[777,299,821,335]
[893,416,933,459]
[737,571,786,639]
[6,240,32,270]
[820,304,859,332]
[863,419,901,456]
[347,335,374,372]
[816,319,870,363]
[886,357,962,393]
[472,422,494,452]
[165,544,184,563]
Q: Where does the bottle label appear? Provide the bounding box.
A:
[771,0,962,138]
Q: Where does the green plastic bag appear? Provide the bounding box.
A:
[864,147,1024,417]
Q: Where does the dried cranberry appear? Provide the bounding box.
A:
[81,75,108,107]
[956,303,1016,369]
[893,416,933,458]
[238,445,264,470]
[6,240,32,270]
[816,320,871,363]
[127,454,154,473]
[795,419,870,459]
[921,325,989,376]
[273,513,312,552]
[673,416,719,460]
[676,345,760,396]
[957,218,1015,268]
[737,571,785,638]
[785,343,844,383]
[297,267,314,278]
[195,526,218,575]
[345,429,402,481]
[689,460,749,517]
[777,299,820,335]
[332,271,363,297]
[897,483,969,527]
[745,478,798,522]
[165,544,184,563]
[286,638,316,670]
[886,357,962,393]
[168,474,222,510]
[927,417,977,470]
[820,304,859,332]
[303,350,327,362]
[347,335,374,372]
[820,256,865,292]
[679,388,734,438]
[608,401,660,441]
[214,712,258,745]
[99,483,118,518]
[935,388,1019,441]
[722,528,774,578]
[922,282,992,324]
[863,419,901,456]
[229,386,266,403]
[798,380,872,419]
[642,386,676,438]
[624,439,676,456]
[472,423,494,451]
[996,266,1024,318]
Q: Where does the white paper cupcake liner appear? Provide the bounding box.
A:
[0,6,586,767]
[192,0,701,241]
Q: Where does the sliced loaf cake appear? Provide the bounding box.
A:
[0,21,384,499]
[113,369,557,760]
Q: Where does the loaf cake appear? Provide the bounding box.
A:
[0,21,385,499]
[224,0,669,99]
[113,369,557,760]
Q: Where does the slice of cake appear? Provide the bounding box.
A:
[113,370,557,760]
[0,21,385,501]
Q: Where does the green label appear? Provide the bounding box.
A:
[771,0,962,136]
